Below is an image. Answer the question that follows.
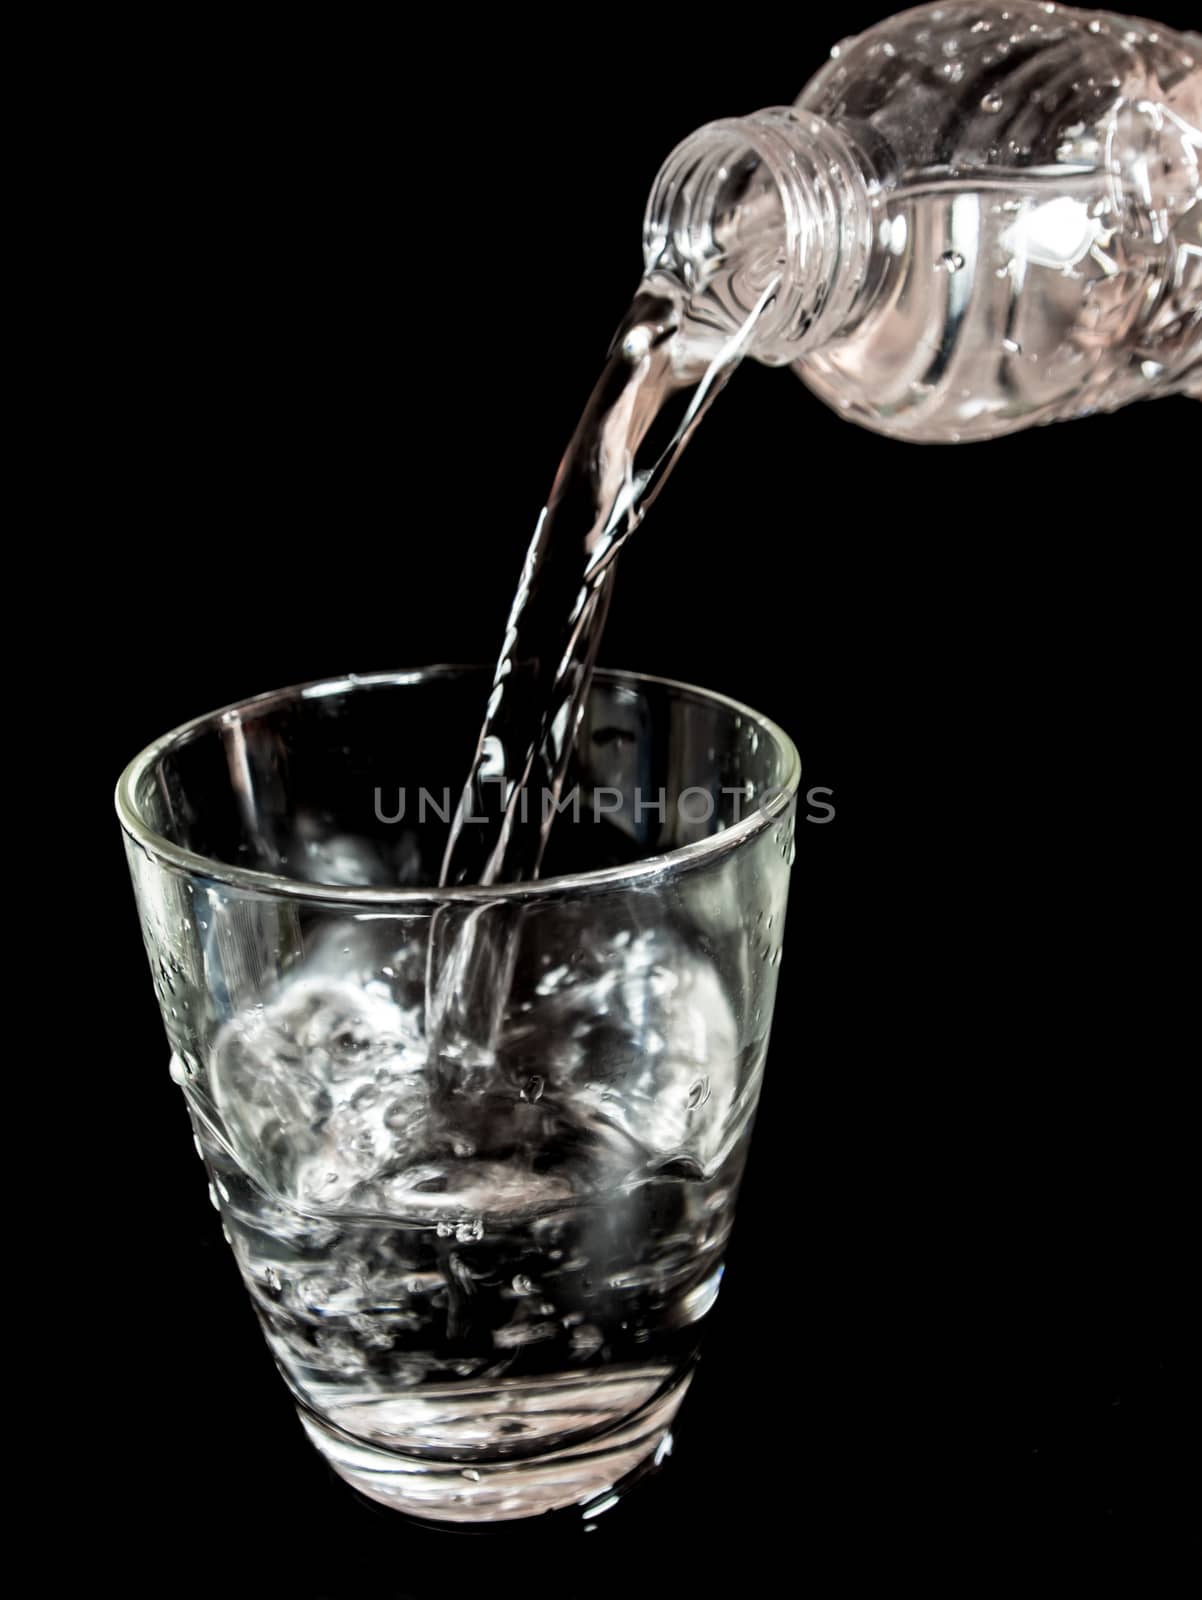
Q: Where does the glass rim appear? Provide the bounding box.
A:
[115,665,802,906]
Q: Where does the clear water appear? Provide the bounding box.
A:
[423,275,779,1082]
[184,919,764,1488]
[438,276,779,893]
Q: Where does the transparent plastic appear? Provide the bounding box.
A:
[645,1,1200,441]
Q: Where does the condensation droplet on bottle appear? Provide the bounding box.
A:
[938,251,966,274]
[521,1074,545,1103]
[981,93,1004,114]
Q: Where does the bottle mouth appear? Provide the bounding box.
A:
[643,115,802,357]
[643,109,876,364]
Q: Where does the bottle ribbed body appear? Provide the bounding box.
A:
[643,1,1200,442]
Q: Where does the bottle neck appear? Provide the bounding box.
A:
[643,108,878,365]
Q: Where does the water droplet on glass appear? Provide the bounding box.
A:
[520,1074,545,1103]
[981,93,1004,113]
[938,251,966,273]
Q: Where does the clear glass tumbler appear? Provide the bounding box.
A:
[117,667,799,1522]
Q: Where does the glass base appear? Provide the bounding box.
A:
[298,1370,691,1523]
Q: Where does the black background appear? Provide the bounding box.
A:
[81,3,1195,1587]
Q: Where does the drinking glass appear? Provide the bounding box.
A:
[117,666,799,1522]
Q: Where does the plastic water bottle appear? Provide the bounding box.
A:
[644,1,1200,441]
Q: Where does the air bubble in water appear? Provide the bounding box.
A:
[520,1075,545,1103]
[622,326,652,362]
[938,251,966,273]
[169,1053,188,1086]
[687,1077,711,1110]
[1003,338,1022,354]
[981,93,1004,113]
